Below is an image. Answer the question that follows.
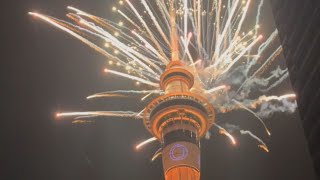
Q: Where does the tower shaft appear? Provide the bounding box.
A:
[165,166,200,180]
[162,128,200,180]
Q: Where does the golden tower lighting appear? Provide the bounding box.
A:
[144,61,215,180]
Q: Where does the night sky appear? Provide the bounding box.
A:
[3,0,316,179]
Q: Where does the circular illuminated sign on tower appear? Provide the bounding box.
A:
[169,144,189,161]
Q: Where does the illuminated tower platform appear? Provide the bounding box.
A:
[144,62,215,180]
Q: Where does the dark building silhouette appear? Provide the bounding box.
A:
[270,0,320,177]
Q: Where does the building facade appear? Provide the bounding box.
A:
[270,0,320,177]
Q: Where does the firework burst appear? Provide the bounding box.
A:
[30,0,297,154]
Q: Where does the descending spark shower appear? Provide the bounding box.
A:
[30,0,297,156]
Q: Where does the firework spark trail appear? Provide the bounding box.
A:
[67,6,107,26]
[183,0,188,45]
[78,18,162,76]
[67,6,90,16]
[257,30,278,56]
[66,13,81,23]
[205,85,228,94]
[220,35,263,75]
[238,46,283,93]
[238,68,288,97]
[195,0,202,55]
[205,0,214,53]
[261,94,296,102]
[261,71,289,92]
[91,18,147,45]
[232,99,271,136]
[210,0,221,59]
[240,130,269,152]
[29,12,126,65]
[74,14,162,74]
[88,90,163,98]
[62,14,93,35]
[120,38,165,67]
[104,69,160,87]
[68,7,117,32]
[180,34,195,66]
[137,108,145,117]
[146,1,169,34]
[244,0,263,67]
[212,30,255,67]
[136,137,157,150]
[117,10,141,30]
[204,0,212,50]
[64,15,145,64]
[255,0,264,36]
[74,115,99,120]
[126,0,168,63]
[30,12,155,80]
[156,0,170,26]
[258,144,269,152]
[141,0,170,45]
[245,30,278,75]
[56,111,142,118]
[132,31,167,65]
[87,94,127,99]
[214,0,240,60]
[219,129,237,145]
[233,0,251,40]
[68,6,119,32]
[121,37,162,62]
[141,93,153,101]
[251,46,283,77]
[72,120,95,124]
[189,59,202,66]
[151,148,162,161]
[55,18,156,80]
[214,124,237,145]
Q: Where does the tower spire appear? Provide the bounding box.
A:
[169,0,179,62]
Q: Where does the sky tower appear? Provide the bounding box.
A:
[144,61,215,180]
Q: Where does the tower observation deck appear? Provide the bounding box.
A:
[144,61,215,180]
